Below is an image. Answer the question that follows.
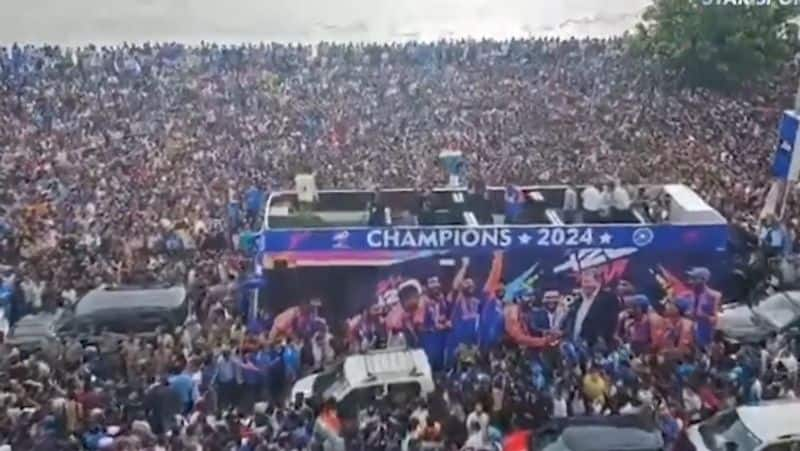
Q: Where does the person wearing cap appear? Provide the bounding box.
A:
[675,266,721,349]
[616,294,652,354]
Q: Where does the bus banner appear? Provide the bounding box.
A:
[259,224,728,253]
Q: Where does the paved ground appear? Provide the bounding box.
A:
[0,0,649,45]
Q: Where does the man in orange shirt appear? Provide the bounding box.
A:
[649,300,694,358]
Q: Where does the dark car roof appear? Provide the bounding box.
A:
[559,425,663,451]
[7,311,63,345]
[536,414,664,451]
[75,285,187,317]
[542,414,659,432]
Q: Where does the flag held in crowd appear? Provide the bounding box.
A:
[772,110,800,181]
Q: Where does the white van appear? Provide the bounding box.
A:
[291,348,434,417]
[684,400,800,451]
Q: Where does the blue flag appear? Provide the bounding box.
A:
[772,110,800,181]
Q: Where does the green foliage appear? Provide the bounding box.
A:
[632,0,800,91]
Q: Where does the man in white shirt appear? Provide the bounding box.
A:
[611,180,632,222]
[598,183,614,222]
[581,183,602,222]
[563,185,579,224]
[465,402,490,441]
[21,277,44,311]
[612,181,632,210]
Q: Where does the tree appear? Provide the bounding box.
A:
[631,0,800,92]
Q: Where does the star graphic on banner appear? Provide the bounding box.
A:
[599,232,613,245]
[518,233,533,245]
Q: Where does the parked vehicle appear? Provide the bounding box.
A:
[680,400,800,451]
[503,414,665,451]
[291,347,434,419]
[5,310,66,354]
[59,284,189,339]
[6,284,188,350]
[718,291,800,344]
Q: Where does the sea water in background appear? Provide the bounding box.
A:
[0,0,649,46]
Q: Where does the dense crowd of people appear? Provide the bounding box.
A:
[1,36,800,450]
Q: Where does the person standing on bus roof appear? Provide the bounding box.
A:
[367,188,387,227]
[244,185,265,228]
[611,180,632,222]
[580,182,602,223]
[598,182,614,223]
[504,185,525,224]
[675,267,720,349]
[562,184,578,224]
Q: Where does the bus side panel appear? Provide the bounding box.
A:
[370,246,729,307]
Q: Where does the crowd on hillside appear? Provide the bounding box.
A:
[0,37,799,450]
